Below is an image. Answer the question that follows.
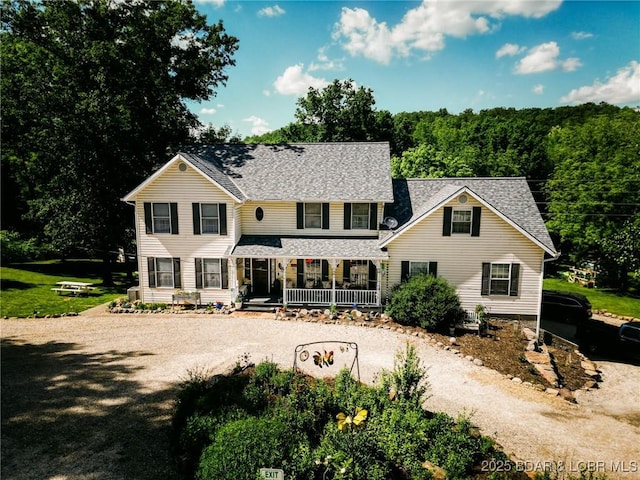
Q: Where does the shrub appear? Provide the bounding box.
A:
[385,274,463,330]
[196,416,312,480]
[378,342,430,405]
[0,230,55,264]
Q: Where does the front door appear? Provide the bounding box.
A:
[252,259,270,296]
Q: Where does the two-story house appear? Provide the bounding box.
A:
[123,142,557,321]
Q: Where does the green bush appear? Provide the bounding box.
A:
[0,230,54,264]
[196,416,312,480]
[385,274,463,330]
[378,342,430,405]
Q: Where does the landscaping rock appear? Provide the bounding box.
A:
[422,461,447,480]
[522,327,537,341]
[449,337,458,346]
[473,358,484,366]
[524,350,549,364]
[512,377,523,384]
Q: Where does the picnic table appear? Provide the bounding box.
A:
[51,281,96,296]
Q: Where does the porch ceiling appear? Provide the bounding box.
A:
[230,235,388,260]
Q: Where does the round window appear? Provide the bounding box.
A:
[255,207,264,221]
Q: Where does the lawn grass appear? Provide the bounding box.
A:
[544,277,640,318]
[0,259,131,318]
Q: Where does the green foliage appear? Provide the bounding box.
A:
[386,274,463,330]
[424,413,494,480]
[378,342,431,405]
[545,111,640,283]
[196,416,312,480]
[391,143,474,179]
[0,230,55,264]
[2,0,238,258]
[600,215,640,290]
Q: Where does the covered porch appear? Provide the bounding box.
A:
[229,235,388,307]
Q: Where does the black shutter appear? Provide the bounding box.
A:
[173,258,181,288]
[481,263,491,295]
[192,203,201,235]
[322,260,329,282]
[296,203,304,229]
[144,203,153,234]
[471,206,481,237]
[297,259,304,287]
[170,203,179,234]
[343,260,351,283]
[147,257,156,288]
[401,261,410,282]
[322,203,330,230]
[509,263,520,297]
[195,258,203,289]
[368,260,377,289]
[221,259,229,289]
[219,204,227,236]
[344,203,352,230]
[428,262,438,277]
[443,207,452,236]
[369,203,378,230]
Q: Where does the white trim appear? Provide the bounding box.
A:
[122,154,244,203]
[380,186,557,256]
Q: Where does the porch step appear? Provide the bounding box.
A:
[241,304,278,313]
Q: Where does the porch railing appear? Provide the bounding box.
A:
[284,288,379,306]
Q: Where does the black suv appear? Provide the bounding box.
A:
[541,290,592,324]
[577,320,640,360]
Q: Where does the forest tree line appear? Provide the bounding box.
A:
[2,2,638,289]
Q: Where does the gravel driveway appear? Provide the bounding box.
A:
[2,309,639,480]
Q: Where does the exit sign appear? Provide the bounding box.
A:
[259,468,284,479]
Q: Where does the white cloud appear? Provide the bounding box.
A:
[273,64,329,96]
[515,42,582,74]
[333,0,561,64]
[194,0,225,7]
[533,84,544,95]
[258,5,285,17]
[571,31,594,40]
[309,46,345,71]
[243,116,271,135]
[262,89,271,97]
[496,43,525,59]
[561,61,640,105]
[200,107,217,115]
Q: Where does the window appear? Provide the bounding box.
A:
[401,260,437,281]
[350,260,369,287]
[203,259,222,288]
[305,259,322,283]
[305,203,322,229]
[351,203,370,230]
[200,204,219,234]
[144,202,178,234]
[490,264,510,295]
[148,257,180,288]
[409,261,431,277]
[195,258,228,289]
[451,210,472,234]
[192,203,227,235]
[481,262,520,296]
[443,206,481,237]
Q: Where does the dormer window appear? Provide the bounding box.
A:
[351,203,370,230]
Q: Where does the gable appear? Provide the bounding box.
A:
[122,155,244,203]
[381,178,557,256]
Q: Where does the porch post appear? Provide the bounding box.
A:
[230,257,238,300]
[330,259,340,305]
[373,260,383,307]
[279,258,290,305]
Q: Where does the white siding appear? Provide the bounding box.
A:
[239,201,381,236]
[132,162,238,304]
[383,197,545,317]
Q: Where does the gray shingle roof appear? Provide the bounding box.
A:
[179,143,394,202]
[382,178,557,255]
[231,235,388,260]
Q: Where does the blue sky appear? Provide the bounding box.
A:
[189,0,640,137]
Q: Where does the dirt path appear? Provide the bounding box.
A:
[2,311,639,479]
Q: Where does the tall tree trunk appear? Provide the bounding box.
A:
[102,254,114,287]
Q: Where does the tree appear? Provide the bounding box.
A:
[1,0,238,282]
[293,79,393,143]
[391,144,474,179]
[545,111,640,286]
[197,124,242,144]
[601,215,640,291]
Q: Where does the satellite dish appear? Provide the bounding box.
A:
[382,217,398,229]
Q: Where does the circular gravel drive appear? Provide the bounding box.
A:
[2,310,639,480]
